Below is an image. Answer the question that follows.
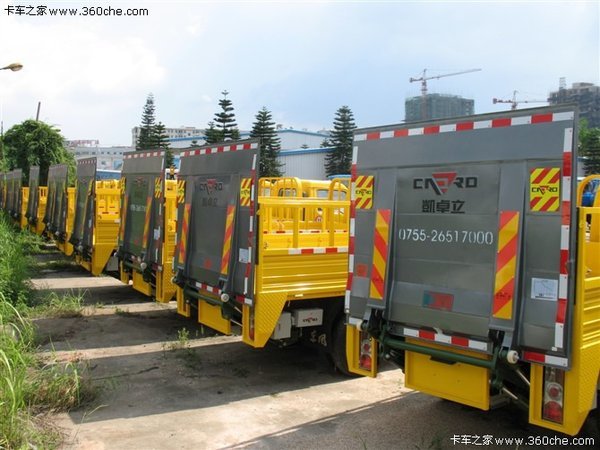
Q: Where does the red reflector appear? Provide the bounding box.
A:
[543,401,563,422]
[359,354,372,371]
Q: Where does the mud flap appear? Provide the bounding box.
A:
[346,324,378,377]
[242,292,288,348]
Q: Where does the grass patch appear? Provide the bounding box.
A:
[0,214,33,308]
[35,259,80,271]
[0,213,93,448]
[28,291,85,319]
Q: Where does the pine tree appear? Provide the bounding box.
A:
[324,106,356,177]
[579,119,600,175]
[250,107,283,177]
[137,93,156,150]
[154,122,174,167]
[204,121,221,145]
[212,90,240,142]
[320,138,332,148]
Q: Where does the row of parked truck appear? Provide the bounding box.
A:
[1,105,598,436]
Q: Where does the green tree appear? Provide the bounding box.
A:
[136,93,156,150]
[1,119,75,186]
[206,90,240,144]
[324,106,356,177]
[579,119,600,175]
[250,107,283,177]
[320,138,332,148]
[154,122,174,167]
[204,121,221,145]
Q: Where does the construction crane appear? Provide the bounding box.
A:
[493,90,547,110]
[409,68,482,120]
[409,68,482,97]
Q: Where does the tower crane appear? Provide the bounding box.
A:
[493,90,547,110]
[409,68,482,120]
[409,68,482,97]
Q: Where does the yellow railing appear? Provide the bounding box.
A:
[259,196,349,248]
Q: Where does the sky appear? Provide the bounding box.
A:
[0,0,598,146]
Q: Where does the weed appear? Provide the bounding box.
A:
[29,291,84,318]
[114,307,135,316]
[0,216,93,448]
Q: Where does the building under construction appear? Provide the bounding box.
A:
[549,81,600,128]
[405,93,474,122]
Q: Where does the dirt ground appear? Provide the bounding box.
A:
[31,253,597,450]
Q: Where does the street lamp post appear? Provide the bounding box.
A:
[0,63,23,72]
[1,62,23,158]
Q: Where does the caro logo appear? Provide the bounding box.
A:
[199,179,223,194]
[531,185,559,195]
[413,172,478,195]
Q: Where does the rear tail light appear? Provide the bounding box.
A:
[542,367,565,424]
[359,331,372,371]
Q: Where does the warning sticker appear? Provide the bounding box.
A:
[531,277,558,301]
[355,175,374,209]
[176,180,186,204]
[240,178,252,207]
[530,168,560,212]
[154,177,162,198]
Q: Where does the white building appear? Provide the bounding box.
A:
[68,142,133,171]
[131,126,204,147]
[279,147,333,180]
[167,129,329,150]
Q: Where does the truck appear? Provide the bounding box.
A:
[43,164,75,256]
[69,157,121,276]
[25,166,47,235]
[346,105,600,435]
[173,140,352,370]
[5,169,26,227]
[117,150,178,302]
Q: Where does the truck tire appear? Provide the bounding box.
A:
[331,318,353,376]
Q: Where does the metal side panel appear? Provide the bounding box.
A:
[120,150,166,262]
[348,105,578,361]
[5,171,14,214]
[50,164,69,236]
[71,158,97,249]
[175,140,259,300]
[26,166,40,221]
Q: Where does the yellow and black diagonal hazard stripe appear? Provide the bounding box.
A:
[530,167,560,212]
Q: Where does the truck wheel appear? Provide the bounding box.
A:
[331,318,353,376]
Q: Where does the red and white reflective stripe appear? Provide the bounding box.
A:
[345,145,359,311]
[236,295,253,306]
[243,154,258,305]
[265,229,347,234]
[555,127,573,350]
[181,142,259,158]
[354,111,575,142]
[287,246,348,255]
[522,351,568,368]
[124,151,164,159]
[195,281,221,295]
[403,327,489,352]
